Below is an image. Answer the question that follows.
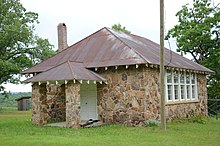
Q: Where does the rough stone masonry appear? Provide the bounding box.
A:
[31,65,208,127]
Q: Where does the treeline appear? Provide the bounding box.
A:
[0,92,31,108]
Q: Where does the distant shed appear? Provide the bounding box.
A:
[16,96,31,111]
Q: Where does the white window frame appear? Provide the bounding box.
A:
[180,71,185,101]
[165,70,198,103]
[166,71,173,102]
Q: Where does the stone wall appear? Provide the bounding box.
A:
[197,74,208,115]
[32,83,66,125]
[97,65,160,126]
[165,74,208,120]
[46,84,66,122]
[66,81,80,128]
[97,65,208,126]
[32,83,48,125]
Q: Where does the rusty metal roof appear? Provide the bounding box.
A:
[24,61,106,83]
[107,29,212,72]
[22,27,212,75]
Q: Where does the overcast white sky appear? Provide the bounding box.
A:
[4,0,220,92]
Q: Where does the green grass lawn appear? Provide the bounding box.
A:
[0,109,220,146]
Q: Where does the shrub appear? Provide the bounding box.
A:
[190,115,206,124]
[144,119,160,127]
[171,115,207,124]
[187,110,207,124]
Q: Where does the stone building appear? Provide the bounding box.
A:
[22,23,212,128]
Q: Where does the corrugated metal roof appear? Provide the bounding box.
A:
[108,29,212,72]
[22,27,212,75]
[24,61,106,83]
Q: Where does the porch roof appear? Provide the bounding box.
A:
[23,61,106,83]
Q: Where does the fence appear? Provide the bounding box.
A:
[208,98,220,120]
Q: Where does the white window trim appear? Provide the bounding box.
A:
[165,70,198,103]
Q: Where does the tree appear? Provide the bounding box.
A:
[0,0,56,94]
[112,23,131,33]
[166,0,220,98]
[30,37,55,64]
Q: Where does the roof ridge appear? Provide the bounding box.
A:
[42,61,68,72]
[87,69,106,81]
[67,60,77,79]
[106,28,151,64]
[67,61,106,81]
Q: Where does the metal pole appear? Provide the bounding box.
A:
[160,0,166,130]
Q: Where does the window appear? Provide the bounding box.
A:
[165,70,197,102]
[180,72,185,100]
[173,71,179,100]
[166,71,173,101]
[191,74,196,99]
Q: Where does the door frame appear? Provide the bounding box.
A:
[80,81,98,121]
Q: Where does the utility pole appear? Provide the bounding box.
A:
[160,0,166,130]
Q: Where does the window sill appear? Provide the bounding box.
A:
[165,99,199,105]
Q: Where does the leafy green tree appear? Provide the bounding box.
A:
[30,37,55,64]
[166,0,220,98]
[0,0,56,94]
[112,23,131,33]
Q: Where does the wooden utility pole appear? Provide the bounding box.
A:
[160,0,166,130]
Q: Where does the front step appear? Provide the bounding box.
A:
[46,122,66,128]
[80,119,103,128]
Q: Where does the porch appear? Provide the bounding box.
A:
[31,79,104,128]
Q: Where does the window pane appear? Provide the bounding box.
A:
[186,85,190,99]
[174,71,179,83]
[192,85,195,99]
[191,73,196,84]
[174,85,179,100]
[166,71,197,102]
[180,72,184,84]
[186,73,190,84]
[167,71,172,83]
[168,85,172,100]
[181,85,185,100]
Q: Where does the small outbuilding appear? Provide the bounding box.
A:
[16,96,31,111]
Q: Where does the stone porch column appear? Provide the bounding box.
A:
[65,81,80,128]
[32,83,48,125]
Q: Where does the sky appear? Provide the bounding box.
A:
[4,0,220,92]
